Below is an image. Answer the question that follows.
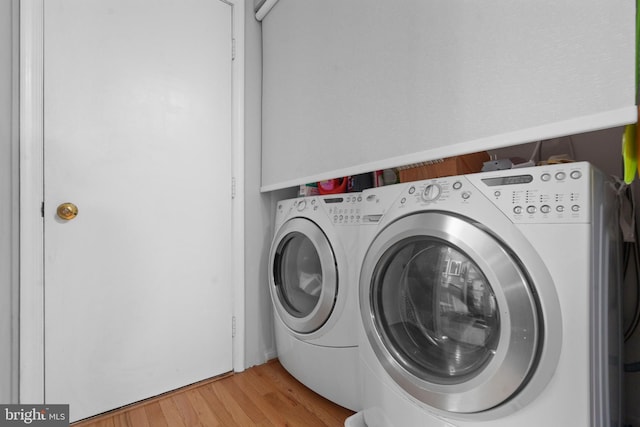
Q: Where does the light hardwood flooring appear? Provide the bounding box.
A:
[72,359,355,427]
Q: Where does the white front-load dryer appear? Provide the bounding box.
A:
[269,193,362,411]
[348,162,621,426]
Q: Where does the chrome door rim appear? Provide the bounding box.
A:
[270,217,338,334]
[360,211,541,413]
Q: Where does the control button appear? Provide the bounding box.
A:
[297,200,307,211]
[555,172,566,181]
[408,186,416,195]
[453,181,462,190]
[571,205,580,212]
[422,184,442,202]
[541,173,551,182]
[339,215,344,221]
[556,205,565,213]
[461,191,471,200]
[513,206,523,215]
[494,191,501,197]
[363,214,382,223]
[541,205,551,214]
[401,197,406,204]
[526,206,536,214]
[570,170,582,180]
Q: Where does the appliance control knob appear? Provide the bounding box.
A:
[422,184,442,202]
[297,200,307,211]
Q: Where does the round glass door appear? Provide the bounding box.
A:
[270,218,338,334]
[276,232,323,317]
[360,212,541,413]
[373,237,500,384]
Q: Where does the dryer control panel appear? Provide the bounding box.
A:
[275,194,363,228]
[320,194,363,225]
[465,162,596,224]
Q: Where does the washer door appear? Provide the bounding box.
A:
[270,217,338,334]
[360,212,541,414]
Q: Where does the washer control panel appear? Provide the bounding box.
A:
[364,162,596,225]
[421,183,442,202]
[402,179,457,206]
[322,194,362,225]
[466,162,593,224]
[277,194,363,227]
[308,194,363,225]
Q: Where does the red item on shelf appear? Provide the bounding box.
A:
[317,177,348,194]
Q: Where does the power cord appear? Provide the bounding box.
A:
[617,180,640,343]
[614,177,640,375]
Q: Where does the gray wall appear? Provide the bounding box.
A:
[0,0,19,404]
[243,0,274,367]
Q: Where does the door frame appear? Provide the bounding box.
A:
[19,0,246,403]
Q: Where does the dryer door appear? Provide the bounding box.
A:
[360,212,541,414]
[270,217,338,334]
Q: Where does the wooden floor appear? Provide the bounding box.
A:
[72,359,355,427]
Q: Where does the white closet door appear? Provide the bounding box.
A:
[43,0,233,421]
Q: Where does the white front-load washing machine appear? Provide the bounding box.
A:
[269,193,362,411]
[348,162,621,426]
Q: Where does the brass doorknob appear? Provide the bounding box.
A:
[57,202,78,220]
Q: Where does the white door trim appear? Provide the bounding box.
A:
[19,0,246,403]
